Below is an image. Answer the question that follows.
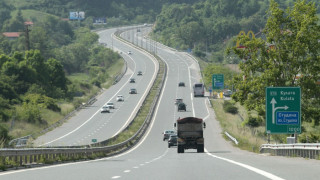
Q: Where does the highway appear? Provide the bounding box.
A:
[34,27,159,147]
[2,27,320,179]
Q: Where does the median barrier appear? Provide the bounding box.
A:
[0,26,167,170]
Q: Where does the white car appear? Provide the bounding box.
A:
[106,102,114,109]
[100,106,110,113]
[128,51,132,55]
[116,95,124,101]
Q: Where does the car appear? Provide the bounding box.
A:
[116,95,124,101]
[137,71,143,76]
[178,82,185,87]
[162,130,176,141]
[100,106,110,113]
[128,51,132,55]
[174,98,183,105]
[177,102,186,112]
[223,89,233,97]
[129,78,135,83]
[137,29,141,32]
[168,135,178,148]
[129,88,137,94]
[106,102,114,109]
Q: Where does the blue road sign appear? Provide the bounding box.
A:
[276,112,299,125]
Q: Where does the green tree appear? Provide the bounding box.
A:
[29,27,50,56]
[0,97,11,122]
[25,50,49,87]
[178,21,202,48]
[55,43,90,73]
[75,28,99,46]
[0,124,11,145]
[46,58,68,98]
[0,35,11,54]
[229,0,320,123]
[2,10,24,32]
[0,2,12,29]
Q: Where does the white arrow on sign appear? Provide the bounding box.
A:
[271,98,289,124]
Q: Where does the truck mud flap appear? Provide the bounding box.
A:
[197,144,204,153]
[177,145,184,153]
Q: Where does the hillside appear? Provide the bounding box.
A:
[152,0,320,63]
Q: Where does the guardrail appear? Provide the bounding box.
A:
[225,131,239,145]
[0,27,167,169]
[260,143,320,159]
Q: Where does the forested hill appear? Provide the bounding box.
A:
[153,0,320,63]
[4,0,201,22]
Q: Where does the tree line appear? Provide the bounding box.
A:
[229,0,320,125]
[0,1,122,145]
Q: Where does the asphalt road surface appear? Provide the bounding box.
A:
[34,27,158,147]
[3,26,320,180]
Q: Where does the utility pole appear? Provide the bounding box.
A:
[25,24,31,50]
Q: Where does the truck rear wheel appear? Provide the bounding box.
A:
[177,145,184,153]
[197,144,204,153]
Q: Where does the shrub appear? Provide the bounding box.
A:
[194,49,206,58]
[299,133,320,143]
[0,125,11,146]
[223,101,238,114]
[245,116,261,127]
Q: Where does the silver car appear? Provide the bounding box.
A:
[163,130,176,141]
[116,95,124,101]
[106,102,114,109]
[100,106,110,113]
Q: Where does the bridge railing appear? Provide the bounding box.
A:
[260,143,320,159]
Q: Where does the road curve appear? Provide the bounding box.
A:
[33,27,158,147]
[2,27,320,180]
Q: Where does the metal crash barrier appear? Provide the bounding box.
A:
[260,143,320,159]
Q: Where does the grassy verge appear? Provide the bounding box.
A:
[107,54,164,145]
[5,58,124,140]
[211,99,266,153]
[102,60,125,89]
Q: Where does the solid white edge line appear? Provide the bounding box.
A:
[205,149,285,180]
[186,56,196,117]
[110,32,159,137]
[39,52,137,146]
[0,34,169,177]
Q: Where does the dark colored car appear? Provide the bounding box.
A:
[129,78,135,83]
[163,130,176,141]
[129,88,137,94]
[177,103,186,112]
[168,135,177,148]
[137,71,143,76]
[178,82,185,87]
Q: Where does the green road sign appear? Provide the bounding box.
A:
[212,74,224,90]
[92,139,97,143]
[266,87,301,134]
